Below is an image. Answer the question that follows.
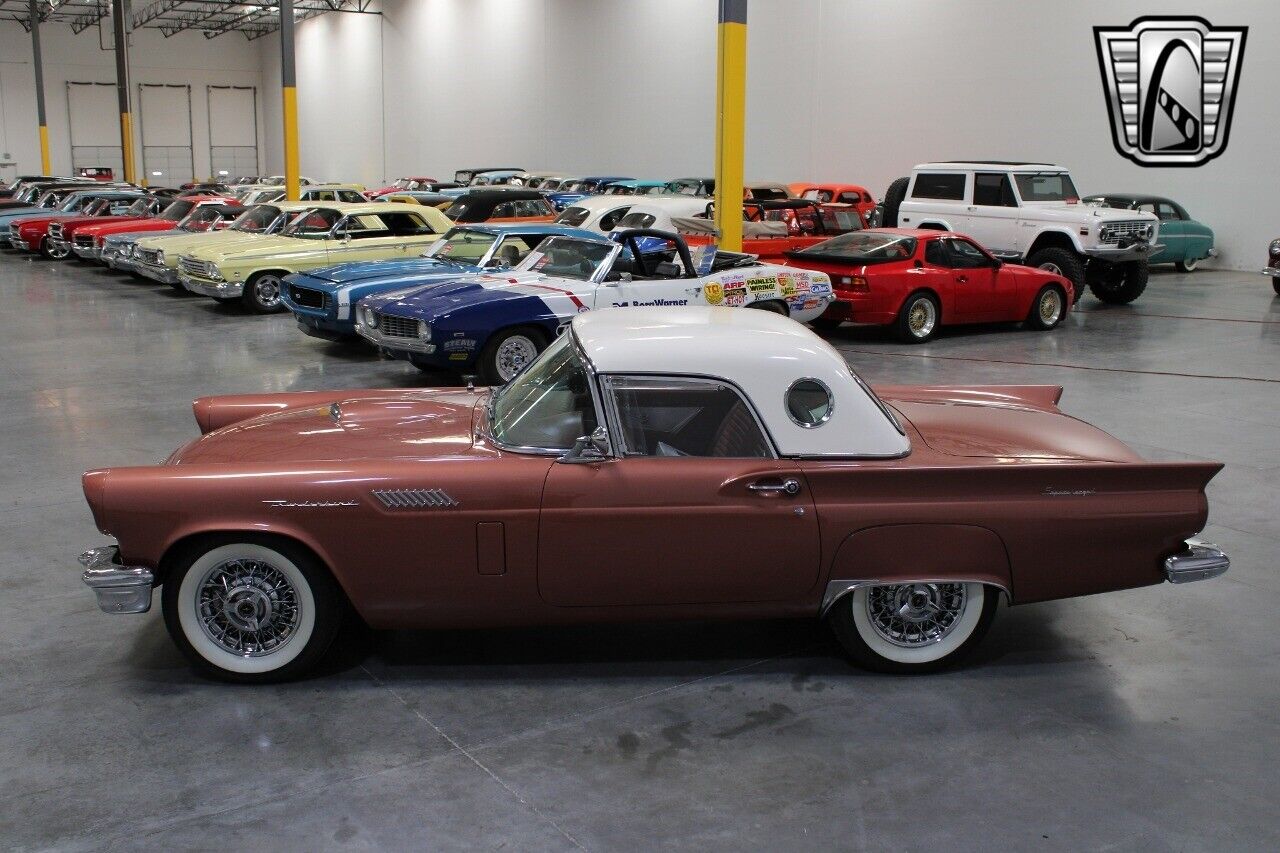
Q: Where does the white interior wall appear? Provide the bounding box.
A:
[0,19,264,182]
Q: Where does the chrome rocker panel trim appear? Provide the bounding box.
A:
[80,545,154,614]
[1163,538,1229,584]
[820,578,1011,617]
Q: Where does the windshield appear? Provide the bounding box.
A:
[490,333,598,452]
[231,205,282,233]
[555,206,591,227]
[561,181,592,193]
[158,200,195,221]
[427,228,497,264]
[282,207,341,237]
[124,199,150,216]
[796,231,916,262]
[393,179,413,189]
[666,179,707,196]
[1082,195,1135,209]
[1014,173,1079,203]
[84,199,110,216]
[180,207,225,231]
[518,236,613,280]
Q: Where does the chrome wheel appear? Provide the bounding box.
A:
[195,558,301,658]
[907,297,937,338]
[1038,261,1064,275]
[253,275,283,309]
[495,334,538,382]
[1038,289,1063,324]
[1182,257,1199,271]
[865,583,968,648]
[46,240,71,259]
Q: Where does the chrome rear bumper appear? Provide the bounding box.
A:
[80,545,154,614]
[1164,539,1229,584]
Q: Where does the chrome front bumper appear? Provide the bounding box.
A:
[8,233,29,251]
[1084,241,1163,263]
[1164,539,1229,584]
[180,273,243,299]
[72,242,100,260]
[135,262,180,284]
[80,545,154,614]
[355,321,437,354]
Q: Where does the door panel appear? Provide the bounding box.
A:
[538,458,820,606]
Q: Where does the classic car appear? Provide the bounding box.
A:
[602,180,668,196]
[0,180,129,211]
[50,195,170,259]
[108,204,243,276]
[531,176,580,192]
[454,167,523,184]
[664,177,715,196]
[366,177,440,198]
[780,228,1074,342]
[0,175,61,200]
[673,199,865,264]
[545,176,634,210]
[179,182,233,196]
[373,191,454,208]
[789,183,878,220]
[553,196,637,234]
[7,192,146,257]
[1262,239,1280,296]
[0,186,114,239]
[510,172,567,188]
[95,196,239,268]
[442,189,557,225]
[1082,195,1216,272]
[178,202,451,313]
[77,306,1229,682]
[130,203,313,285]
[237,184,368,206]
[282,223,600,340]
[353,228,834,382]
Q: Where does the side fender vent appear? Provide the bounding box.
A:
[372,488,460,509]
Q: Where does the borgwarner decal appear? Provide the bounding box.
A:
[1094,17,1247,167]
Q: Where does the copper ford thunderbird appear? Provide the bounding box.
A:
[79,307,1229,682]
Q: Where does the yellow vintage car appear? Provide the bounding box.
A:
[177,202,451,312]
[131,202,316,287]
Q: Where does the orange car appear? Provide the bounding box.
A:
[675,199,865,264]
[442,189,556,224]
[788,183,877,220]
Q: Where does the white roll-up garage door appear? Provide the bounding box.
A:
[207,86,259,182]
[66,81,122,179]
[138,83,194,187]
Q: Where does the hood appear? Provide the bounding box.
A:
[85,219,176,237]
[189,234,317,263]
[880,387,1142,463]
[361,270,557,317]
[301,256,459,285]
[65,215,151,235]
[174,389,486,464]
[1016,203,1159,225]
[135,229,260,251]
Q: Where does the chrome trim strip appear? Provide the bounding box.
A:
[1164,538,1229,584]
[79,545,154,615]
[819,578,1012,616]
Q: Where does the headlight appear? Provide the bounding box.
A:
[418,321,432,341]
[155,250,165,264]
[1145,224,1155,240]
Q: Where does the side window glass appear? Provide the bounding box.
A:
[924,240,950,266]
[492,202,515,218]
[973,173,1016,207]
[910,173,966,200]
[491,237,532,268]
[786,379,833,428]
[607,376,772,458]
[1137,202,1157,215]
[1157,202,1181,221]
[836,191,856,204]
[947,238,990,268]
[599,206,630,231]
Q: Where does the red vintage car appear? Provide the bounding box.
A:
[10,196,145,258]
[78,308,1227,683]
[366,176,440,198]
[781,228,1075,342]
[789,182,877,220]
[70,195,234,262]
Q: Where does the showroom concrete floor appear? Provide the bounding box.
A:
[0,256,1277,852]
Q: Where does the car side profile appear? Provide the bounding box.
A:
[1082,194,1216,272]
[78,307,1228,683]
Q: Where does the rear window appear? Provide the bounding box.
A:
[556,207,590,227]
[793,232,916,263]
[910,173,966,200]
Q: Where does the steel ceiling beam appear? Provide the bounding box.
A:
[0,0,376,37]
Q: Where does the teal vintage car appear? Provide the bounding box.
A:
[1083,195,1216,272]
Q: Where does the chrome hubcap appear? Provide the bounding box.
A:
[1038,262,1063,275]
[255,277,282,308]
[1039,290,1062,323]
[866,583,967,647]
[495,336,538,381]
[196,559,300,657]
[907,299,936,337]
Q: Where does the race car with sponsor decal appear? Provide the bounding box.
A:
[281,223,602,340]
[353,228,834,383]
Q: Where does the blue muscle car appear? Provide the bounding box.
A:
[545,176,634,210]
[280,223,602,340]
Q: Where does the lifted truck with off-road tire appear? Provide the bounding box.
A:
[881,162,1160,304]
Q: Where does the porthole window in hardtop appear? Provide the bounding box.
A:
[786,379,834,428]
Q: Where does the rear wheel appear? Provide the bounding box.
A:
[1087,259,1148,304]
[828,582,998,673]
[880,177,910,228]
[242,272,287,314]
[747,299,789,316]
[477,326,547,385]
[893,291,940,343]
[1025,284,1067,331]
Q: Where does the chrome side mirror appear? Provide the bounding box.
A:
[559,426,610,464]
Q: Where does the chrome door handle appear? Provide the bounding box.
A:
[748,478,801,496]
[957,275,968,283]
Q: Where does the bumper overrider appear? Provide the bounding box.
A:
[1163,538,1230,584]
[79,545,153,614]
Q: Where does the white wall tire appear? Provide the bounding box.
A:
[828,582,998,673]
[162,538,344,683]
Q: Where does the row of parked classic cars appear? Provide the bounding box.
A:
[0,171,1233,683]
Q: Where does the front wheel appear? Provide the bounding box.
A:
[242,272,287,314]
[1087,259,1148,304]
[828,582,999,673]
[477,326,547,385]
[1026,247,1085,295]
[43,238,71,260]
[746,299,789,316]
[161,538,346,683]
[1025,284,1067,331]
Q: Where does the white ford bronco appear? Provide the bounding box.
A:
[882,162,1160,303]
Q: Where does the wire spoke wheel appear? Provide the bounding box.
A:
[865,583,968,648]
[1038,289,1062,324]
[907,298,936,338]
[195,558,301,658]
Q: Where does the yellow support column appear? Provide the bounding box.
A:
[28,0,52,174]
[280,0,301,201]
[713,0,747,253]
[110,0,136,184]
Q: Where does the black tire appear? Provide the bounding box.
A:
[242,271,288,314]
[880,177,910,228]
[1026,247,1085,295]
[747,299,789,316]
[477,326,547,385]
[1174,257,1199,273]
[1273,277,1280,296]
[1024,284,1068,331]
[161,535,347,684]
[1087,258,1148,304]
[810,316,844,332]
[893,291,940,343]
[827,582,999,674]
